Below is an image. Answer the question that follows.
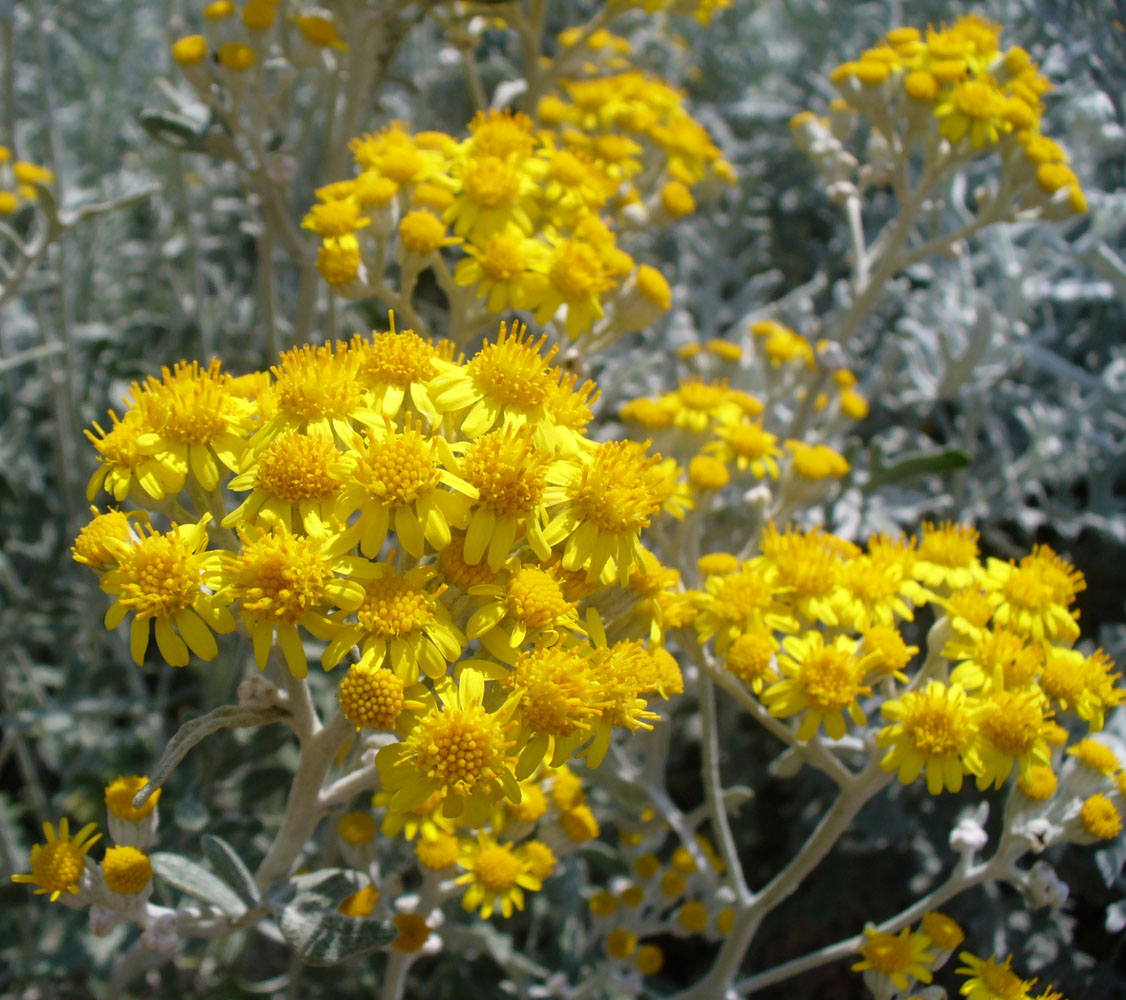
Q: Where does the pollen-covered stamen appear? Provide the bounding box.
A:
[356,574,436,636]
[568,440,664,534]
[339,666,407,730]
[112,526,204,618]
[466,324,558,409]
[474,844,522,891]
[798,647,863,712]
[353,421,441,507]
[899,690,973,757]
[229,530,335,623]
[355,328,437,386]
[254,433,341,502]
[506,567,575,629]
[410,705,510,794]
[979,690,1047,756]
[272,342,366,423]
[461,427,548,518]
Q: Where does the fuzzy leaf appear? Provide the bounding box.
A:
[150,852,247,916]
[277,890,394,966]
[203,834,260,908]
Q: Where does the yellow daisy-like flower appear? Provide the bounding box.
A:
[337,664,425,731]
[466,562,585,663]
[100,516,234,667]
[693,562,799,655]
[350,122,446,185]
[216,523,367,677]
[934,78,1009,148]
[914,521,981,590]
[946,624,1043,692]
[72,507,146,572]
[322,559,464,681]
[965,688,1053,790]
[350,324,444,422]
[878,682,976,794]
[225,431,343,534]
[455,424,555,570]
[105,775,160,823]
[786,440,850,480]
[301,197,371,238]
[956,952,1036,1000]
[982,545,1084,642]
[430,323,560,438]
[532,234,618,338]
[456,833,542,919]
[331,418,477,559]
[376,668,521,827]
[543,439,669,585]
[707,420,782,479]
[11,819,101,901]
[453,226,551,314]
[444,152,539,241]
[84,407,183,503]
[102,845,154,897]
[763,632,875,741]
[834,552,919,632]
[755,524,847,627]
[1072,648,1124,732]
[851,926,936,991]
[659,378,745,434]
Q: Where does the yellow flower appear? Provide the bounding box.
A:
[102,846,153,897]
[453,226,552,314]
[331,418,477,558]
[983,545,1083,641]
[786,440,850,480]
[376,668,520,827]
[852,926,936,991]
[763,632,874,740]
[349,121,446,186]
[707,421,781,479]
[11,819,100,901]
[693,562,798,655]
[1080,794,1122,840]
[338,664,425,731]
[533,234,618,338]
[105,775,160,823]
[914,521,981,590]
[217,523,366,677]
[934,78,1009,147]
[956,952,1035,1000]
[302,197,370,238]
[965,688,1053,790]
[398,210,458,255]
[543,439,669,584]
[321,558,465,682]
[72,508,146,572]
[445,152,539,241]
[99,516,234,667]
[391,913,432,952]
[456,833,542,918]
[351,323,444,421]
[878,682,976,794]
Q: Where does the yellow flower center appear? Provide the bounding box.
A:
[725,631,774,683]
[105,775,160,821]
[1001,566,1054,612]
[1081,794,1122,840]
[460,427,547,519]
[412,704,509,794]
[356,574,434,636]
[254,433,340,503]
[74,511,134,570]
[1018,765,1058,800]
[90,414,146,466]
[337,811,378,844]
[338,666,406,730]
[549,240,609,301]
[391,913,431,953]
[465,156,520,208]
[508,645,599,737]
[142,360,232,443]
[31,841,85,895]
[918,521,978,566]
[568,440,664,534]
[273,343,365,423]
[114,529,203,618]
[440,537,499,590]
[399,211,448,254]
[356,427,439,507]
[102,846,153,895]
[860,932,913,973]
[466,326,557,408]
[478,232,527,281]
[953,80,1003,119]
[549,151,588,186]
[358,329,436,387]
[636,265,671,308]
[506,567,574,629]
[232,530,333,623]
[1039,651,1085,703]
[416,832,460,870]
[469,110,535,158]
[978,958,1031,998]
[901,689,972,757]
[1069,738,1120,775]
[725,422,776,458]
[799,647,861,711]
[970,627,1041,686]
[920,911,964,949]
[980,691,1044,756]
[474,844,522,891]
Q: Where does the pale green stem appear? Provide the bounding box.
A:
[699,673,751,903]
[255,709,352,890]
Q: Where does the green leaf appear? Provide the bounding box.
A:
[132,705,288,811]
[866,447,971,488]
[138,109,210,151]
[203,834,260,908]
[150,852,247,916]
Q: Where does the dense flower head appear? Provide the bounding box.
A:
[12,819,100,902]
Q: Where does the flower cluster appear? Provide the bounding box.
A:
[855,911,1076,1000]
[75,324,682,834]
[171,0,347,80]
[620,322,864,510]
[305,57,731,343]
[692,520,1123,800]
[0,146,54,216]
[792,14,1085,219]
